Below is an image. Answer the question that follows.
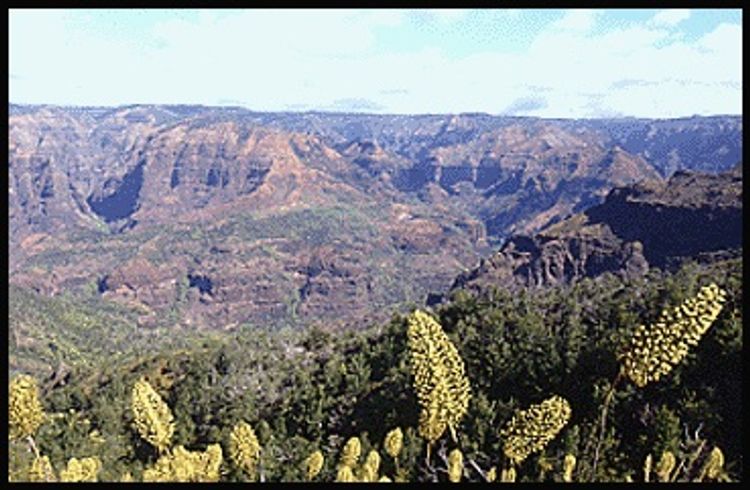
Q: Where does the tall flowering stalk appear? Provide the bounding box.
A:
[130,378,175,454]
[500,395,572,465]
[619,283,727,387]
[654,450,676,482]
[9,375,44,441]
[447,448,463,482]
[9,374,47,477]
[589,283,727,481]
[698,447,726,481]
[384,427,403,459]
[359,450,381,482]
[304,450,324,481]
[229,421,261,480]
[407,310,471,457]
[562,454,576,482]
[335,465,355,482]
[28,455,56,482]
[339,436,362,468]
[59,456,102,482]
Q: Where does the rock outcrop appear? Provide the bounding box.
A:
[451,165,742,293]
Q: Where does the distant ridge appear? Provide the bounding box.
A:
[450,165,742,294]
[8,104,742,330]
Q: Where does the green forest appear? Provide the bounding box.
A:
[8,258,742,482]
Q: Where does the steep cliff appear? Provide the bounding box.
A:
[451,164,742,293]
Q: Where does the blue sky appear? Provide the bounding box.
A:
[9,9,742,118]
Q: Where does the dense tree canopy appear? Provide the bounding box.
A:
[8,258,742,482]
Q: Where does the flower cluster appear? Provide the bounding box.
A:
[130,377,175,453]
[500,466,516,482]
[655,451,676,482]
[407,310,471,445]
[619,283,727,387]
[563,453,576,482]
[643,454,653,482]
[701,446,725,481]
[304,450,324,481]
[384,427,403,459]
[59,456,102,482]
[500,395,572,465]
[359,450,381,482]
[9,374,44,440]
[448,448,463,482]
[339,436,362,468]
[28,456,56,482]
[229,421,261,480]
[335,465,355,482]
[143,444,223,482]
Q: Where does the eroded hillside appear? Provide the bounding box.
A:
[8,104,742,330]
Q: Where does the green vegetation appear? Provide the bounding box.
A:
[8,283,218,381]
[7,258,742,481]
[15,204,474,332]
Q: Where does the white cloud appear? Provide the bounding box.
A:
[498,13,741,117]
[8,9,742,117]
[551,9,600,32]
[364,9,405,27]
[428,9,468,24]
[649,9,691,27]
[698,22,742,52]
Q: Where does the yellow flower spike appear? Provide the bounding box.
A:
[448,448,463,482]
[201,444,223,482]
[9,374,45,440]
[365,450,381,475]
[500,395,572,465]
[304,450,324,481]
[701,447,725,480]
[620,284,727,388]
[486,466,497,482]
[562,453,576,482]
[655,451,676,482]
[340,436,362,468]
[407,310,471,447]
[59,456,101,482]
[142,444,223,482]
[500,466,516,482]
[643,454,652,483]
[336,465,355,482]
[358,449,381,482]
[418,378,451,448]
[28,455,56,482]
[229,421,261,480]
[130,378,174,453]
[384,427,403,458]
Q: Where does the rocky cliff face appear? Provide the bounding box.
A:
[8,104,742,330]
[451,164,742,294]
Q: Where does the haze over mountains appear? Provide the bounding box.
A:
[8,104,742,331]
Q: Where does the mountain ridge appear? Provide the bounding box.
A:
[450,164,742,295]
[8,104,742,331]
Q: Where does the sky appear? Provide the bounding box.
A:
[8,8,743,118]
